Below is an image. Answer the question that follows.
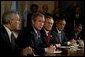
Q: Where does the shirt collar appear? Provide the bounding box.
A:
[3,25,12,36]
[44,29,49,36]
[56,27,61,33]
[13,32,18,39]
[33,26,38,34]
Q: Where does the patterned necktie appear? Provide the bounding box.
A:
[45,32,52,45]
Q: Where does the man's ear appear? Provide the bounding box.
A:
[9,19,12,25]
[32,20,34,25]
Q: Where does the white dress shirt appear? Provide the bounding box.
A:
[56,27,61,34]
[13,32,18,39]
[44,29,49,36]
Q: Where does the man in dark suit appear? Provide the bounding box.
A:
[0,11,21,56]
[65,6,84,35]
[27,4,39,28]
[68,23,83,40]
[17,13,56,56]
[41,4,52,17]
[52,17,68,46]
[41,16,55,47]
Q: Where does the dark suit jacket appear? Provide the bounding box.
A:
[67,30,83,40]
[16,27,46,55]
[41,28,56,47]
[52,28,68,46]
[0,25,19,56]
[27,13,33,28]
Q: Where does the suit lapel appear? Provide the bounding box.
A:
[54,28,63,43]
[54,28,60,42]
[1,25,11,46]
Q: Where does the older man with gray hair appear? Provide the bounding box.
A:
[0,11,21,56]
[0,11,32,56]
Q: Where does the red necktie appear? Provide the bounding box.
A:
[45,32,52,46]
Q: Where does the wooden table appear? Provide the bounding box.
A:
[45,46,84,56]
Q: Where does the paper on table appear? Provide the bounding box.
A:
[53,50,62,53]
[59,46,71,49]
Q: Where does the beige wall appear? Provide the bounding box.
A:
[27,1,55,14]
[1,1,57,16]
[1,1,12,23]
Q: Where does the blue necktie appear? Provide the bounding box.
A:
[58,33,62,43]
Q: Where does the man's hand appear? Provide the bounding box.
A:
[20,46,33,56]
[47,45,56,53]
[55,44,61,47]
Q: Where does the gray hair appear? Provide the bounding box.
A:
[31,12,45,21]
[2,11,19,24]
